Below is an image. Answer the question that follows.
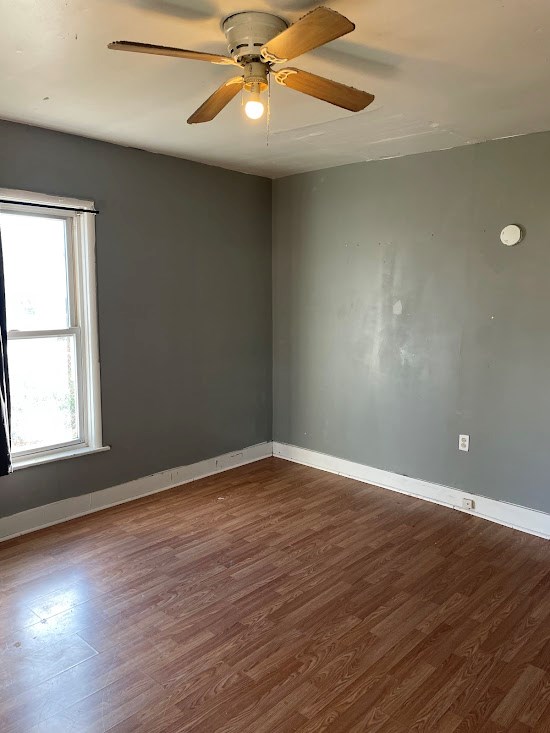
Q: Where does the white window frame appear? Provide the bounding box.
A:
[0,188,108,469]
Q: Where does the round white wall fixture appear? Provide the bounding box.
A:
[500,224,524,246]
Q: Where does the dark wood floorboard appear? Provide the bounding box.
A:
[0,457,549,732]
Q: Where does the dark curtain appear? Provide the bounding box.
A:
[0,226,11,474]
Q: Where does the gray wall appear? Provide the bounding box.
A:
[3,121,550,520]
[273,132,550,514]
[0,120,272,518]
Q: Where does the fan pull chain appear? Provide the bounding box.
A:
[266,73,272,147]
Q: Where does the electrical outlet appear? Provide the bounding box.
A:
[459,434,470,452]
[462,498,474,511]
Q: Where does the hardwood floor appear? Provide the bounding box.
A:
[0,457,549,732]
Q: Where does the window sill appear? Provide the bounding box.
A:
[12,445,111,471]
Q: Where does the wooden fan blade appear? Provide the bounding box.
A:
[187,77,244,124]
[108,41,238,66]
[261,6,354,64]
[275,68,374,111]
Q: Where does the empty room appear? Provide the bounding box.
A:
[0,1,549,731]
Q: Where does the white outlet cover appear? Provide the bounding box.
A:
[459,434,470,452]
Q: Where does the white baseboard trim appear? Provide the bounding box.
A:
[0,442,273,542]
[273,442,550,540]
[4,439,548,543]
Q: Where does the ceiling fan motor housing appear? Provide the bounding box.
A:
[222,11,288,63]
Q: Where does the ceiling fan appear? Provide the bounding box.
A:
[108,6,375,124]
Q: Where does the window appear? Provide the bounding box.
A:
[0,189,106,468]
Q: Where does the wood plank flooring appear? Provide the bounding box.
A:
[0,457,549,732]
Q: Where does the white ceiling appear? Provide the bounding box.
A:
[1,0,549,178]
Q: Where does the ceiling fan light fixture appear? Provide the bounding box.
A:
[244,83,265,120]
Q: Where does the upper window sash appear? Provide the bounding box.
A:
[1,204,77,333]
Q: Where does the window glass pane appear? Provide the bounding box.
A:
[0,212,70,330]
[9,335,80,453]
